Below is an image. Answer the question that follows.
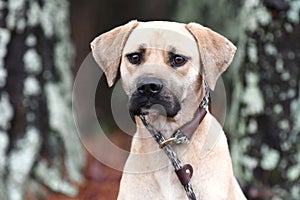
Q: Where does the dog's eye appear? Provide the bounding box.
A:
[170,54,187,67]
[126,53,142,65]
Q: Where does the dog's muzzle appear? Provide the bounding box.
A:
[128,77,181,117]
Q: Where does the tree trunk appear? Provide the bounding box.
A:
[174,0,300,199]
[0,0,84,199]
[228,1,300,199]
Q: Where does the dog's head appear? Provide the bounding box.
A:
[91,20,236,119]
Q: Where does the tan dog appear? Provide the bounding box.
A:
[91,20,247,200]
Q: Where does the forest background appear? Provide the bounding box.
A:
[0,0,299,199]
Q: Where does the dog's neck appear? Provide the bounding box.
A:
[132,105,207,157]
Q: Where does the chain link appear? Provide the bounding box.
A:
[200,81,210,110]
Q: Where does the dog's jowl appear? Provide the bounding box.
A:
[91,20,247,200]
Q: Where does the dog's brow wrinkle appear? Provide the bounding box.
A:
[167,46,191,60]
[138,44,147,51]
[168,46,177,54]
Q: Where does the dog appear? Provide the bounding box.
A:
[91,20,247,200]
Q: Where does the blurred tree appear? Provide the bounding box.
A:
[174,0,300,199]
[0,0,84,199]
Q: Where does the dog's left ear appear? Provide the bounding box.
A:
[185,23,236,90]
[91,20,139,87]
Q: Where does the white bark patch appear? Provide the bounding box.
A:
[0,130,8,199]
[27,0,72,38]
[0,131,9,172]
[264,43,278,56]
[242,72,264,115]
[25,34,37,47]
[23,76,41,96]
[244,0,271,32]
[27,0,54,37]
[290,81,300,135]
[255,6,272,25]
[287,1,300,24]
[40,1,56,37]
[247,118,258,133]
[45,83,66,130]
[7,126,41,200]
[247,42,258,63]
[0,67,7,88]
[34,160,78,197]
[45,83,84,183]
[0,93,14,130]
[23,49,42,74]
[260,145,280,170]
[275,58,284,73]
[54,41,74,94]
[0,28,11,87]
[27,0,71,37]
[6,0,26,31]
[46,0,84,183]
[287,165,300,181]
[27,1,41,27]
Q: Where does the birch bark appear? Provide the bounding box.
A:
[0,0,84,199]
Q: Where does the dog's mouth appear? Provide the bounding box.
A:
[128,91,181,118]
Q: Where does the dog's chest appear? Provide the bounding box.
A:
[153,164,189,200]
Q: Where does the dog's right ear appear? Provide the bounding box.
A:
[185,23,236,90]
[91,20,139,87]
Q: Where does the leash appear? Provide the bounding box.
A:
[139,82,209,200]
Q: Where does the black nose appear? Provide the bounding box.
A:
[137,77,163,96]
